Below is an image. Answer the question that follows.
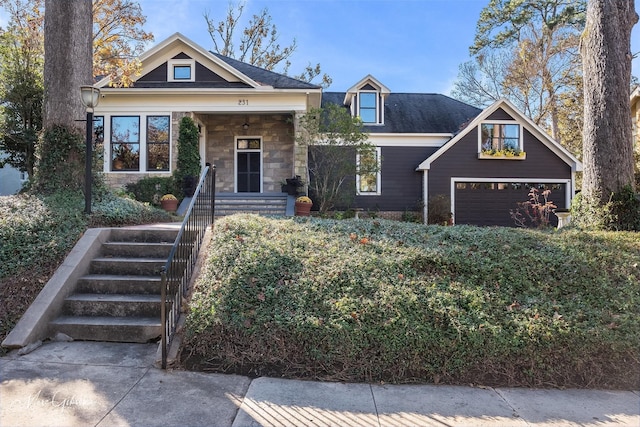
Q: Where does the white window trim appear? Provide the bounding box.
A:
[477,120,523,154]
[234,136,263,193]
[356,147,381,195]
[103,113,172,173]
[168,59,195,82]
[358,91,384,125]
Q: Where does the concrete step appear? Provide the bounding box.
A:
[101,241,173,258]
[62,294,162,317]
[90,257,166,276]
[109,228,178,244]
[50,316,161,343]
[76,274,161,295]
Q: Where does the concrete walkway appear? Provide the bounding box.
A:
[1,341,638,427]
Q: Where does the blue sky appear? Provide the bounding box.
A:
[0,0,638,95]
[137,0,640,95]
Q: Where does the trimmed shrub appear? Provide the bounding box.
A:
[125,176,175,206]
[173,116,201,198]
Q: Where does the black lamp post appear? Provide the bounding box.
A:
[79,85,100,214]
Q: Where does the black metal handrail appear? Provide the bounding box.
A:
[161,164,216,369]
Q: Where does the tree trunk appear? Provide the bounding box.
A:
[580,0,638,203]
[43,0,93,131]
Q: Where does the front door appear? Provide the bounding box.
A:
[236,137,262,192]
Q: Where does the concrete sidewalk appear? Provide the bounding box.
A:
[1,341,638,427]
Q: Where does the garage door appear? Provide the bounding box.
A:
[454,182,566,227]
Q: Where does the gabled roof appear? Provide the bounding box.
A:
[322,92,481,134]
[343,75,391,105]
[416,98,583,172]
[96,32,320,91]
[212,53,321,90]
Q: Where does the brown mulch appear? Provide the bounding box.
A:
[0,268,55,355]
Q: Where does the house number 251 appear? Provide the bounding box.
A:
[238,99,249,105]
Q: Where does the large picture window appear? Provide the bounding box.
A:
[111,116,140,171]
[147,116,170,171]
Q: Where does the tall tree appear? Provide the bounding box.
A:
[0,0,44,177]
[204,1,331,88]
[0,0,153,175]
[93,0,153,87]
[580,0,638,202]
[42,0,92,130]
[31,0,93,194]
[454,0,584,147]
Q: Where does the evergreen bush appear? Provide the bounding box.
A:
[173,116,201,198]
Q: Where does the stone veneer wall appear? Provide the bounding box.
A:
[200,113,295,193]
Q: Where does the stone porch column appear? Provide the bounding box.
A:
[292,111,309,193]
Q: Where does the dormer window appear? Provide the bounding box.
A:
[168,59,195,82]
[345,76,389,125]
[359,92,377,124]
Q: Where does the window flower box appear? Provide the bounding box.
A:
[478,149,526,160]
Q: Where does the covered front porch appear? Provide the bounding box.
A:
[193,112,308,195]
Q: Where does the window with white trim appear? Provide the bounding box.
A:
[479,122,522,155]
[108,114,171,172]
[357,147,381,195]
[168,59,195,82]
[147,116,170,171]
[358,92,377,124]
[111,116,140,171]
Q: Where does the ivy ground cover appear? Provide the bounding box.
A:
[183,214,639,389]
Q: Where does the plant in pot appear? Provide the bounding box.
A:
[284,175,304,195]
[160,194,178,212]
[295,195,313,216]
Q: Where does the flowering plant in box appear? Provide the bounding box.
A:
[160,194,177,201]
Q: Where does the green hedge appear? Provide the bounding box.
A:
[183,215,640,388]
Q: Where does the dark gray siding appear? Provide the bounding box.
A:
[355,146,438,211]
[309,146,438,211]
[138,63,167,82]
[429,117,571,199]
[427,108,572,226]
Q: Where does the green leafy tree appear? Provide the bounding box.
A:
[173,116,201,198]
[0,0,44,177]
[204,1,331,88]
[453,0,585,150]
[297,103,374,213]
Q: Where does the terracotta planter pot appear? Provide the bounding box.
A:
[161,199,178,212]
[295,201,312,216]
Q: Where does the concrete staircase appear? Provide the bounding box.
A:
[49,227,178,343]
[215,192,291,217]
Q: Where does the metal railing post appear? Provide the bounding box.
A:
[160,269,167,369]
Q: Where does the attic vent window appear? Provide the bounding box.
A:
[168,59,195,82]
